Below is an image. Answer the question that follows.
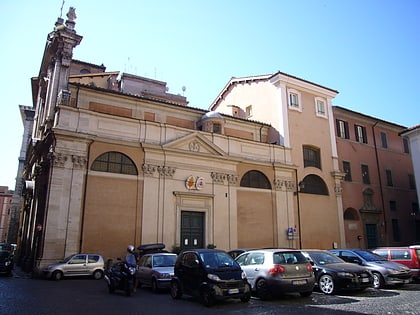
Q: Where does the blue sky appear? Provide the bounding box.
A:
[1,0,419,189]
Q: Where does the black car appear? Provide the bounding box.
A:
[302,250,373,295]
[329,249,412,289]
[170,249,251,306]
[0,243,15,276]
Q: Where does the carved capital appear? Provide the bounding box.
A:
[142,164,157,176]
[72,155,87,169]
[334,184,343,195]
[157,166,176,178]
[51,152,68,168]
[211,172,226,184]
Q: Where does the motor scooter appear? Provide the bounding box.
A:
[104,258,137,296]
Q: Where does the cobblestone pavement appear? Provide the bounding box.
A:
[2,267,420,315]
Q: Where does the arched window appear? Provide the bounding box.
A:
[344,208,359,220]
[300,174,328,195]
[240,170,271,189]
[91,151,137,175]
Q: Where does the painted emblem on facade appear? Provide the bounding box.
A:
[185,175,205,190]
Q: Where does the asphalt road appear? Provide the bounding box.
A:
[1,268,419,315]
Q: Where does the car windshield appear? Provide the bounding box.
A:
[355,250,388,262]
[0,244,12,251]
[200,252,238,269]
[61,254,76,263]
[307,251,344,265]
[152,254,177,267]
[0,250,11,258]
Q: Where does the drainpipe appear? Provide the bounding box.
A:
[294,170,303,249]
[372,121,387,246]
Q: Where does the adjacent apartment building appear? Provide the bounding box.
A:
[333,106,419,248]
[209,73,346,250]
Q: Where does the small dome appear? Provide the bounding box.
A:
[201,111,223,120]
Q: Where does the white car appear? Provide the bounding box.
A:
[43,253,105,280]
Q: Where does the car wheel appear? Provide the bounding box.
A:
[240,290,251,303]
[92,270,103,280]
[151,278,160,293]
[256,279,272,301]
[200,287,215,307]
[319,274,335,295]
[170,280,182,299]
[373,272,384,289]
[52,270,63,281]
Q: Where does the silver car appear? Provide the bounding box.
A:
[43,253,105,280]
[235,249,315,300]
[137,253,177,292]
[329,249,412,289]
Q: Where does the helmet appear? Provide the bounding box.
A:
[127,245,135,253]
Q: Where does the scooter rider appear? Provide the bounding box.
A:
[126,245,137,266]
[126,245,138,292]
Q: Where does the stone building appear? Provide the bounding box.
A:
[0,186,13,242]
[19,8,301,272]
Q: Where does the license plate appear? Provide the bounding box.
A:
[361,278,369,283]
[228,288,239,294]
[293,280,307,285]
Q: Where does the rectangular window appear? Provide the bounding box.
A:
[336,119,349,139]
[355,125,367,144]
[409,174,416,190]
[315,98,326,117]
[389,200,397,211]
[362,164,370,184]
[303,146,321,169]
[392,219,400,242]
[386,169,393,186]
[289,93,299,108]
[343,161,352,181]
[380,132,388,148]
[213,123,221,134]
[403,138,410,153]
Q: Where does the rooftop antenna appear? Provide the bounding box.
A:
[60,0,65,18]
[182,86,186,96]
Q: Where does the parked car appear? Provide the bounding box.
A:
[43,253,105,280]
[137,243,168,258]
[302,249,374,295]
[235,249,315,300]
[329,249,412,289]
[0,243,14,276]
[170,249,251,306]
[137,253,177,292]
[372,246,420,280]
[227,248,256,259]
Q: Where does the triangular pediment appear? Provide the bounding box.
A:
[162,132,226,156]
